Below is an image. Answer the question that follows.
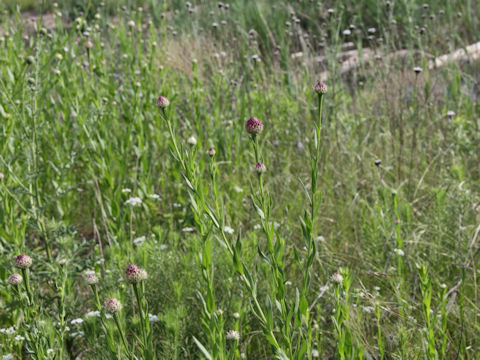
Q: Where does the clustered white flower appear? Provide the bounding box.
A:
[125,197,142,206]
[223,226,234,234]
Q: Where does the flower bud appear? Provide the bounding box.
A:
[156,96,170,108]
[105,298,122,314]
[85,272,99,285]
[14,254,32,269]
[254,162,267,174]
[125,264,147,284]
[331,273,343,284]
[8,273,23,286]
[245,117,263,136]
[226,330,240,340]
[313,81,327,94]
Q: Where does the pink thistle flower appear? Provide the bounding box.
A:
[85,272,99,285]
[105,298,122,314]
[207,147,216,156]
[245,117,264,136]
[254,162,267,174]
[125,264,147,284]
[14,254,32,269]
[156,96,170,108]
[313,81,328,94]
[331,273,343,284]
[8,273,23,286]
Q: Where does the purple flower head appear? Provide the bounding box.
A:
[8,273,23,286]
[125,264,147,284]
[254,162,267,174]
[156,96,170,108]
[245,117,264,136]
[105,298,122,314]
[85,272,99,285]
[14,254,32,269]
[313,81,328,95]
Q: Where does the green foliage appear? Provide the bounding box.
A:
[0,0,479,359]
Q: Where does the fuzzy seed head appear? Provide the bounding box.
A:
[8,273,23,286]
[245,117,263,135]
[105,298,122,314]
[207,147,216,156]
[313,81,328,94]
[156,96,170,108]
[14,254,32,269]
[125,264,147,284]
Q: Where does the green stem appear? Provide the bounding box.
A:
[133,283,147,347]
[21,268,33,306]
[113,313,131,359]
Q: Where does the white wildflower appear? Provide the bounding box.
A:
[125,197,142,206]
[393,248,405,256]
[85,311,101,318]
[148,314,159,322]
[121,188,132,193]
[133,236,146,246]
[223,226,234,234]
[71,318,83,325]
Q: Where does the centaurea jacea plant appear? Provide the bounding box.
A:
[160,97,281,359]
[295,81,328,358]
[157,96,226,359]
[124,264,153,359]
[14,254,33,306]
[245,117,292,358]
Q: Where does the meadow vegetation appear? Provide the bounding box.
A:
[0,0,479,359]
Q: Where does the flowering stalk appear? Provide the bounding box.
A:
[124,264,153,357]
[15,254,33,306]
[158,98,226,359]
[246,118,293,358]
[105,298,132,359]
[160,98,283,358]
[297,82,327,358]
